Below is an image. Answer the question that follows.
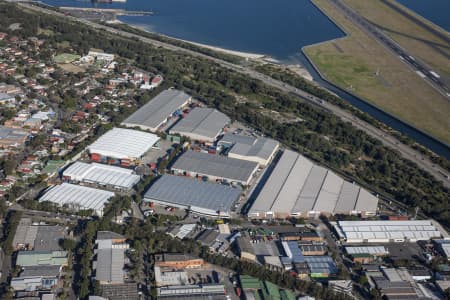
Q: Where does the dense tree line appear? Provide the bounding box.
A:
[0,4,448,225]
[254,64,450,171]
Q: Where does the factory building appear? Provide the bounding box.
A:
[94,231,129,285]
[218,133,279,167]
[248,150,378,219]
[333,220,444,244]
[87,127,159,166]
[143,174,242,218]
[121,89,191,132]
[62,162,140,192]
[171,151,259,186]
[0,125,28,148]
[169,107,230,144]
[39,183,115,216]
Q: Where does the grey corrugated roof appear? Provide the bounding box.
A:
[292,166,327,213]
[143,174,241,213]
[0,125,28,140]
[220,133,279,161]
[170,108,230,142]
[304,256,338,274]
[171,151,258,184]
[271,154,313,213]
[96,248,124,283]
[313,171,343,212]
[20,265,61,277]
[354,188,378,212]
[97,231,125,241]
[333,182,359,213]
[249,150,299,214]
[122,89,190,130]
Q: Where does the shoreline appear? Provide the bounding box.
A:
[128,23,268,60]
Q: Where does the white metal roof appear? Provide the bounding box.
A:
[335,220,443,242]
[39,183,114,214]
[344,246,388,255]
[63,162,140,189]
[87,128,159,160]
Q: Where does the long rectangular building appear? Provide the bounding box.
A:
[248,150,378,218]
[121,89,191,132]
[143,174,242,218]
[218,133,279,167]
[39,183,115,216]
[171,151,259,186]
[87,128,159,164]
[169,107,230,143]
[333,220,444,243]
[63,162,140,191]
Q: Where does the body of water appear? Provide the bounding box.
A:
[396,0,450,31]
[38,0,450,158]
[40,0,345,60]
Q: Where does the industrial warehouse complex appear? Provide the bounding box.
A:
[171,150,259,186]
[218,133,279,167]
[62,162,141,192]
[39,183,115,216]
[248,150,378,219]
[87,127,159,166]
[169,107,230,144]
[143,174,242,217]
[121,89,191,132]
[333,220,445,243]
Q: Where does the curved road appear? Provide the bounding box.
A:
[20,3,450,187]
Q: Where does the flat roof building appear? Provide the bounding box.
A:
[218,133,279,167]
[143,174,242,218]
[94,231,129,285]
[333,220,444,243]
[87,128,159,162]
[169,107,230,143]
[171,151,258,186]
[0,126,28,148]
[248,150,378,219]
[39,183,115,216]
[121,89,191,132]
[63,162,140,191]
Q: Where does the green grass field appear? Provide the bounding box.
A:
[304,0,450,145]
[54,53,80,64]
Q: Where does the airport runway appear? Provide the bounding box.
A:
[329,0,450,99]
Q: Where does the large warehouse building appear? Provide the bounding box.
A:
[62,162,140,192]
[171,151,259,186]
[143,175,242,218]
[121,89,191,132]
[39,183,115,216]
[169,107,230,144]
[248,150,378,219]
[218,133,279,167]
[87,128,159,166]
[333,220,444,243]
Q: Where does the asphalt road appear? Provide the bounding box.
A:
[330,0,450,99]
[19,3,450,188]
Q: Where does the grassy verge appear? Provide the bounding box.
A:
[304,0,450,145]
[344,0,450,77]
